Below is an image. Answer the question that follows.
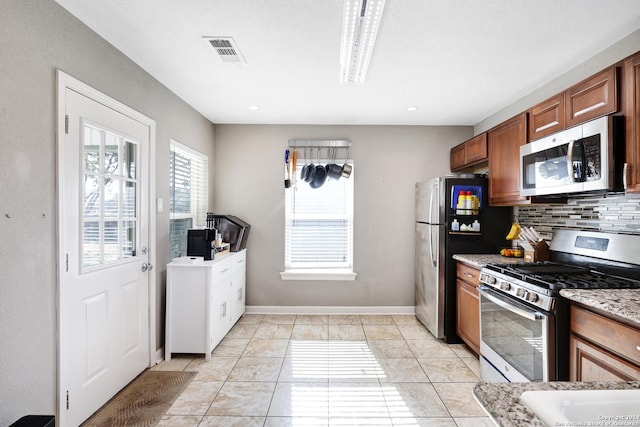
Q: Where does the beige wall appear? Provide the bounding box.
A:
[213,125,471,308]
[475,29,640,133]
[0,1,214,424]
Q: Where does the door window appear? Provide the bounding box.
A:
[82,122,138,270]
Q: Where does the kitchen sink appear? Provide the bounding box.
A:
[520,389,640,426]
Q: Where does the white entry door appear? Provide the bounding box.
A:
[59,85,151,426]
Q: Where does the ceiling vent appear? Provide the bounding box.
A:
[204,37,246,64]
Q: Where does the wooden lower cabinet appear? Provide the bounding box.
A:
[456,262,481,355]
[570,335,640,381]
[569,305,640,381]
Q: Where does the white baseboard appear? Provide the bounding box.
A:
[245,306,415,315]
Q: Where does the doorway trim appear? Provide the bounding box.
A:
[56,70,158,422]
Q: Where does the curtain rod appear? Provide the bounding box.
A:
[287,139,351,148]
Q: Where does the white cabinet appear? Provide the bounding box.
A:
[165,250,246,361]
[230,250,246,325]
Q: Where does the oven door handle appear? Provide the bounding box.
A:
[478,286,545,321]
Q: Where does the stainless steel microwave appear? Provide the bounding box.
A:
[520,115,624,197]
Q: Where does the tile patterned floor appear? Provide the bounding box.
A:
[153,314,493,426]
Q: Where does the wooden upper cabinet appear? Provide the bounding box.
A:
[528,93,565,141]
[450,143,466,171]
[488,113,529,206]
[466,133,488,164]
[624,52,640,193]
[450,133,488,171]
[566,67,618,128]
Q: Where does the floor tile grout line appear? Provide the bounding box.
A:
[158,314,490,424]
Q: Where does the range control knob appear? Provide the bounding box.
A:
[516,288,526,298]
[499,281,511,291]
[525,292,539,303]
[485,275,497,285]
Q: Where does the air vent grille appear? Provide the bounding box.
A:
[205,37,246,64]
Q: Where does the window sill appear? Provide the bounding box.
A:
[280,269,357,281]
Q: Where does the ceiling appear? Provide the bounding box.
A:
[54,0,640,126]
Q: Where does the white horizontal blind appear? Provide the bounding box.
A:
[285,158,354,270]
[169,140,208,260]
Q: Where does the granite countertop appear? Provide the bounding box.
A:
[474,381,640,427]
[452,253,523,269]
[560,288,640,328]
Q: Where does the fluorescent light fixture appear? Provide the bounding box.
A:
[339,0,386,84]
[407,106,419,112]
[248,105,260,111]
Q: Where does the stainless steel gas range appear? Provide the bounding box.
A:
[478,229,640,382]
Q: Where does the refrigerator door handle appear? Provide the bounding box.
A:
[428,181,436,225]
[429,225,437,267]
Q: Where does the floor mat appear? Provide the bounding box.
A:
[81,370,196,427]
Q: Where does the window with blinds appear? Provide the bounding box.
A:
[284,158,354,275]
[169,140,208,260]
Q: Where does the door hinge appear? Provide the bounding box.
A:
[65,115,69,134]
[66,253,69,273]
[66,390,69,410]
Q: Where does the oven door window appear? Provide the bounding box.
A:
[480,290,552,382]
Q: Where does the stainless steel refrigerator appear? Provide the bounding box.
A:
[415,176,510,342]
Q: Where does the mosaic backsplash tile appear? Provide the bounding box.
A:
[515,192,640,241]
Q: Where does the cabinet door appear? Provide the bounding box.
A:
[528,93,565,141]
[465,133,488,165]
[230,251,246,324]
[570,335,640,381]
[450,143,466,171]
[624,52,640,193]
[566,67,618,128]
[456,279,480,355]
[211,259,232,346]
[488,113,529,206]
[450,134,488,172]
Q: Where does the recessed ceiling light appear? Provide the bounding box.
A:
[248,105,259,111]
[407,106,419,112]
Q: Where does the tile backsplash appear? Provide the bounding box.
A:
[515,192,640,241]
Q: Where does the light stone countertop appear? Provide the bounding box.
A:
[473,381,640,427]
[559,288,640,329]
[452,253,523,269]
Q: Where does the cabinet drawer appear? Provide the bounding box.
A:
[232,252,246,274]
[456,263,480,286]
[571,306,640,366]
[213,259,232,281]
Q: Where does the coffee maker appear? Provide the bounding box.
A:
[186,213,217,260]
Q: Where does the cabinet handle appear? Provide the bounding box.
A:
[637,345,640,352]
[464,272,474,278]
[221,268,229,273]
